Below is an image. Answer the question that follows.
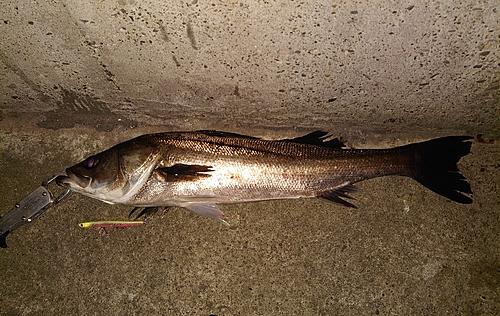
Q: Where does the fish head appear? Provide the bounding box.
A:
[57,143,160,203]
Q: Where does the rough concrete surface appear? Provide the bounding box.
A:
[1,0,499,136]
[0,0,499,315]
[0,129,498,315]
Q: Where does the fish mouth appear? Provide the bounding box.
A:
[56,169,90,189]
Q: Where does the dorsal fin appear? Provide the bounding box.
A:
[284,131,346,149]
[197,130,260,140]
[197,130,346,149]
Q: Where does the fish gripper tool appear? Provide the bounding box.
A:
[0,173,70,248]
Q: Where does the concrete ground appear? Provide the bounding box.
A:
[0,0,499,315]
[0,128,498,315]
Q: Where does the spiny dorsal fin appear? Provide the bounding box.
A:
[284,131,346,149]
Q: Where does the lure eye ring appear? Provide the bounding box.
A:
[84,156,98,169]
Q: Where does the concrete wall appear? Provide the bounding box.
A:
[1,0,498,137]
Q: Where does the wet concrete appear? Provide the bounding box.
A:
[0,127,498,315]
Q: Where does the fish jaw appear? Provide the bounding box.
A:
[60,169,90,190]
[57,170,120,204]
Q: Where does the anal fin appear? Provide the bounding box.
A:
[317,185,357,208]
[184,204,228,225]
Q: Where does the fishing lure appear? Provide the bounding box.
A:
[78,220,144,229]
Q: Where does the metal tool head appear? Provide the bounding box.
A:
[0,173,70,248]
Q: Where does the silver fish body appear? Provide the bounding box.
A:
[56,131,472,223]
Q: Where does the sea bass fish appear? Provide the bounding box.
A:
[56,131,472,223]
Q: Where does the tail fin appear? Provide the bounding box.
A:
[407,136,473,204]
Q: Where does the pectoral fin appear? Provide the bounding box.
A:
[317,185,357,208]
[157,164,214,182]
[184,204,228,225]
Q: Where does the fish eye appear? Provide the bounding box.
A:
[84,156,98,169]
